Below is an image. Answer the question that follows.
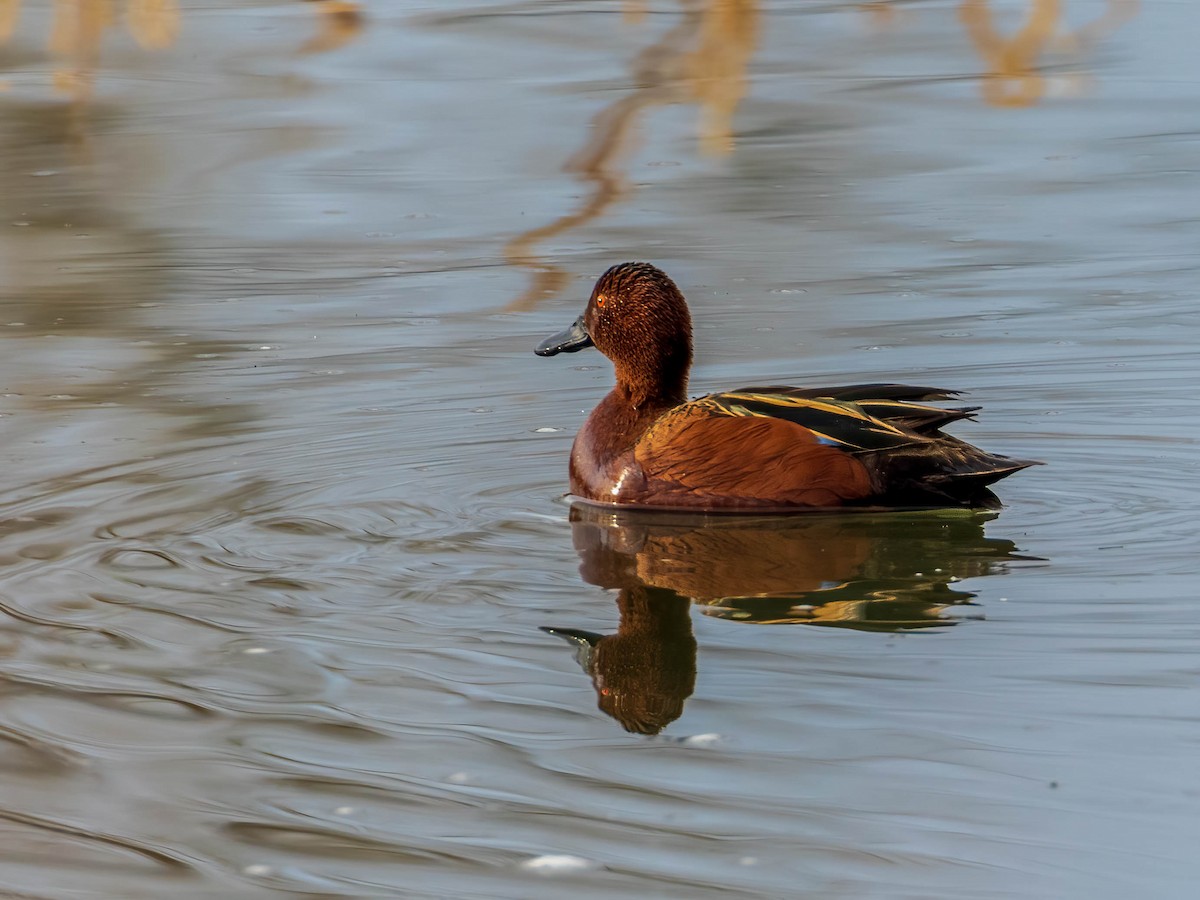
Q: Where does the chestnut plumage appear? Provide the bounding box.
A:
[536,262,1039,510]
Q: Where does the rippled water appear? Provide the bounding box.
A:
[1,0,1198,896]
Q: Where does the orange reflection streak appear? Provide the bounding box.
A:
[503,0,759,312]
[49,0,116,104]
[959,0,1061,108]
[299,0,365,56]
[960,0,1139,107]
[127,0,179,50]
[0,0,20,43]
[684,0,758,157]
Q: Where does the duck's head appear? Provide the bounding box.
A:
[535,262,693,407]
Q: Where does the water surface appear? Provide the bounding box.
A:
[1,0,1198,896]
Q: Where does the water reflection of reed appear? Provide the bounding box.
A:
[0,0,363,438]
[503,0,759,311]
[544,503,1029,734]
[300,0,366,56]
[959,0,1139,107]
[47,0,179,104]
[0,0,362,107]
[506,0,1137,307]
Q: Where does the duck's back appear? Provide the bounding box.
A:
[619,384,1036,510]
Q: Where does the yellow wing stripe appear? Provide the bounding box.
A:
[717,392,911,437]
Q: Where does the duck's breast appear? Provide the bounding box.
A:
[568,393,655,503]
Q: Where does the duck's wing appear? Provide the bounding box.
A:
[734,382,960,403]
[634,407,877,507]
[728,385,980,435]
[680,390,1038,507]
[696,390,929,451]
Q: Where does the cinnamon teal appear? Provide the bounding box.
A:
[535,262,1038,510]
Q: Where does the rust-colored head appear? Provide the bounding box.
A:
[536,262,694,407]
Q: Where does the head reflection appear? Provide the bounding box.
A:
[544,503,1028,735]
[543,585,695,736]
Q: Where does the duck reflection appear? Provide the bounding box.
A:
[544,503,1028,734]
[543,585,696,737]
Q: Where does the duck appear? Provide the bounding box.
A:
[535,262,1039,511]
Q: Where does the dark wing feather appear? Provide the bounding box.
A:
[853,400,981,434]
[714,388,981,437]
[734,383,963,403]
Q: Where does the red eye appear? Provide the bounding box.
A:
[596,295,606,308]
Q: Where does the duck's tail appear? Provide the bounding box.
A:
[868,439,1042,509]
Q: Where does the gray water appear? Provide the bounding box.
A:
[1,0,1198,896]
